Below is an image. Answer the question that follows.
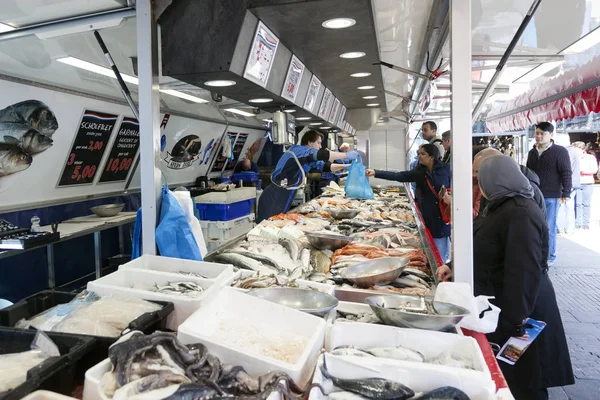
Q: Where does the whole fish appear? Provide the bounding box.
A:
[331,346,374,358]
[319,364,414,399]
[300,248,311,271]
[0,122,53,154]
[415,386,471,400]
[393,276,429,289]
[213,253,279,275]
[0,144,32,176]
[366,346,424,363]
[399,273,431,288]
[229,249,286,274]
[0,100,59,136]
[310,249,331,274]
[329,391,369,400]
[279,238,300,261]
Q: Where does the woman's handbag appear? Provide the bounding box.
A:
[425,176,451,224]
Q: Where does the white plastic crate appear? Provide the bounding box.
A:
[118,254,234,283]
[22,391,76,400]
[200,213,255,240]
[205,238,234,253]
[178,287,326,387]
[308,353,496,400]
[87,269,217,330]
[84,358,282,400]
[195,187,256,204]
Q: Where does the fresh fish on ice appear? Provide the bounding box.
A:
[300,248,311,271]
[213,253,279,275]
[153,281,205,297]
[366,346,425,363]
[329,391,370,399]
[414,386,471,399]
[227,248,286,274]
[428,352,475,370]
[279,237,301,261]
[331,346,374,358]
[310,249,332,274]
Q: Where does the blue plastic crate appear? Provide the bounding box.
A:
[196,199,255,221]
[232,172,259,183]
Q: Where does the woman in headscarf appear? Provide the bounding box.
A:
[366,143,451,262]
[475,155,573,400]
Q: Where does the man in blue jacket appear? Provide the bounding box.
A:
[526,122,572,266]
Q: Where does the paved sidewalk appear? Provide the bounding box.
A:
[548,226,600,400]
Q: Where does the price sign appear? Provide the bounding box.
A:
[58,110,118,186]
[98,117,140,183]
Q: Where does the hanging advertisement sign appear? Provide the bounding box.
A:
[225,133,249,172]
[210,132,238,173]
[337,105,347,128]
[303,74,321,113]
[98,117,139,183]
[328,98,341,124]
[57,110,117,186]
[244,21,280,87]
[318,88,334,119]
[281,55,305,102]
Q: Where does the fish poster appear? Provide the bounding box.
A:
[318,88,334,120]
[210,133,238,173]
[98,117,140,183]
[281,55,305,102]
[245,137,266,162]
[163,134,203,170]
[225,133,249,172]
[0,99,58,182]
[303,74,322,113]
[244,21,279,87]
[328,97,341,124]
[58,110,117,186]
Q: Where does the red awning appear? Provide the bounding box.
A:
[487,56,600,132]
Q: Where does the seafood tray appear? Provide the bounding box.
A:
[87,269,217,330]
[0,290,173,378]
[227,269,336,296]
[308,353,496,400]
[117,254,235,283]
[0,327,95,400]
[178,287,326,387]
[326,322,490,376]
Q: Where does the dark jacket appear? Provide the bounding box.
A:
[375,160,451,238]
[526,144,572,198]
[479,165,546,216]
[474,196,574,390]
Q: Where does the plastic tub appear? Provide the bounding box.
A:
[118,254,234,283]
[200,213,255,240]
[178,287,326,387]
[87,269,217,330]
[195,187,257,204]
[0,327,95,400]
[196,199,255,221]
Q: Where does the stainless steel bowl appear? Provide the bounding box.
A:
[328,209,361,220]
[340,257,408,288]
[248,287,339,317]
[365,294,471,331]
[304,232,353,250]
[90,203,125,218]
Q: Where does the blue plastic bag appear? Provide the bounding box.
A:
[131,185,202,261]
[345,159,374,199]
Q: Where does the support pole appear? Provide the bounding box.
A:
[136,0,162,255]
[450,0,473,288]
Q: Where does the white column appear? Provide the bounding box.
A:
[450,0,473,287]
[136,0,162,255]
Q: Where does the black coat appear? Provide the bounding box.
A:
[473,196,574,390]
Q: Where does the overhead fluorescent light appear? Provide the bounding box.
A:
[366,103,379,106]
[322,18,356,29]
[0,23,15,33]
[56,56,209,103]
[322,126,332,129]
[284,109,296,113]
[224,108,255,117]
[248,98,273,103]
[205,80,236,87]
[310,122,323,126]
[340,52,365,59]
[57,57,139,84]
[513,61,563,83]
[351,72,371,77]
[262,119,273,122]
[296,117,311,120]
[560,26,600,55]
[357,85,375,90]
[363,95,377,99]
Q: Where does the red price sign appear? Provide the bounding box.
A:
[98,117,140,183]
[105,157,133,173]
[70,165,97,181]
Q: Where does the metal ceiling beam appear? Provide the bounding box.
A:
[472,54,563,61]
[472,0,543,121]
[384,90,417,103]
[0,8,135,42]
[377,61,431,80]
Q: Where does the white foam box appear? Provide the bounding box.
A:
[308,353,496,400]
[324,301,377,346]
[22,392,76,400]
[195,187,257,204]
[87,269,218,330]
[226,269,336,296]
[118,254,235,284]
[200,213,255,240]
[84,358,283,400]
[178,287,326,387]
[327,322,490,376]
[205,238,235,253]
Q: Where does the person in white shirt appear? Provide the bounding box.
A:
[421,121,445,160]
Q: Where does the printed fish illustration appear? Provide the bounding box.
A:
[0,122,53,154]
[0,144,32,176]
[0,100,59,136]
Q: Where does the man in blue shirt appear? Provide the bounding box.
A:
[233,158,259,173]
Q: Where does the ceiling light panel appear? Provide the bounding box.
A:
[224,108,255,117]
[205,80,236,87]
[358,86,375,90]
[351,72,371,77]
[322,18,356,29]
[248,98,273,103]
[340,52,365,59]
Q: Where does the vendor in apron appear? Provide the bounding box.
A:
[257,130,359,222]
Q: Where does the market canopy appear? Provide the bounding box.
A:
[487,56,600,132]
